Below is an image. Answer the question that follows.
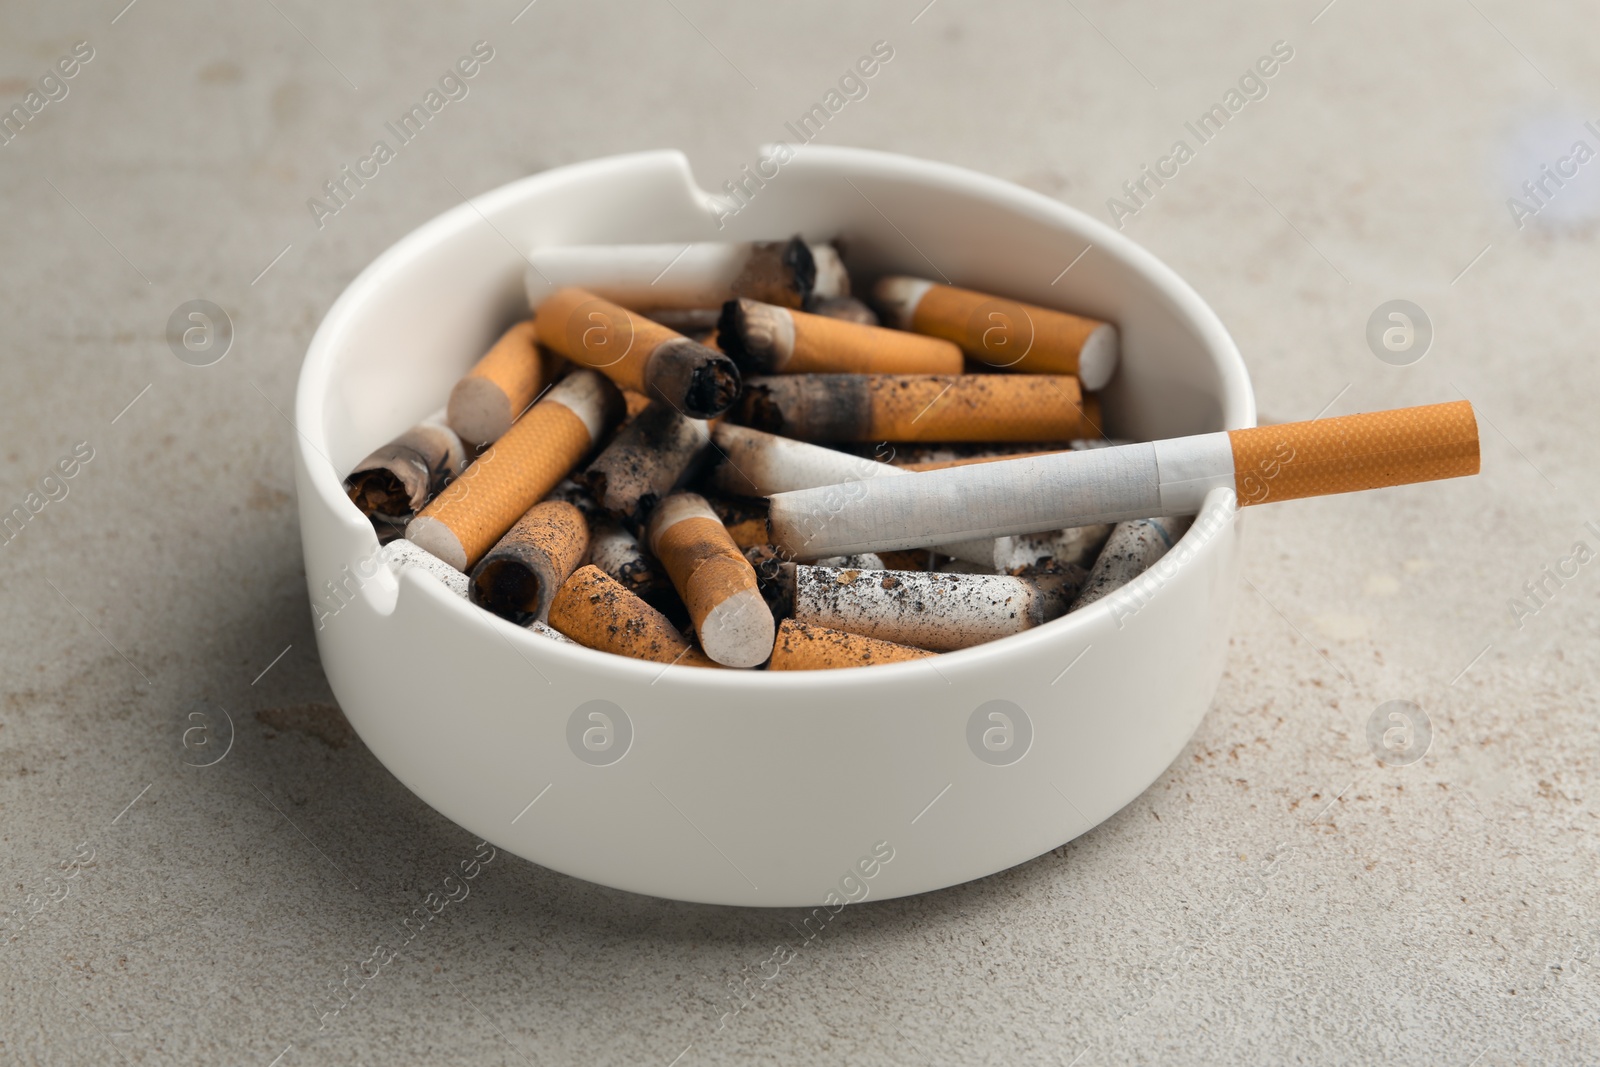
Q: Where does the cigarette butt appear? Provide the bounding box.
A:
[525,236,839,311]
[993,526,1113,574]
[646,493,776,668]
[446,321,550,445]
[526,620,576,643]
[718,299,963,376]
[469,500,589,623]
[734,374,1095,443]
[873,276,1120,390]
[581,402,714,527]
[896,439,1123,471]
[1071,517,1192,609]
[705,493,773,550]
[534,288,740,419]
[383,538,469,599]
[345,410,466,539]
[588,515,674,602]
[548,564,718,667]
[768,401,1481,558]
[406,370,622,572]
[806,295,879,326]
[783,564,1077,652]
[813,553,885,569]
[768,618,936,671]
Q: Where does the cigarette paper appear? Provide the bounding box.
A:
[589,516,674,605]
[717,298,963,375]
[734,374,1097,443]
[813,553,885,569]
[873,276,1120,390]
[534,288,739,419]
[446,320,550,446]
[526,620,575,643]
[807,296,879,326]
[344,410,466,540]
[1071,517,1192,609]
[768,618,936,671]
[896,439,1122,471]
[783,565,1077,652]
[406,370,622,572]
[581,402,714,527]
[646,493,776,668]
[525,237,845,311]
[548,564,718,667]
[992,526,1112,574]
[470,500,590,623]
[383,538,469,599]
[769,401,1481,558]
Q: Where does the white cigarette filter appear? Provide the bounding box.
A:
[646,493,776,668]
[769,401,1481,558]
[784,565,1080,651]
[525,237,848,312]
[873,276,1120,390]
[707,424,992,566]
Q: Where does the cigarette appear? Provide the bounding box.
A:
[813,552,886,569]
[646,493,776,668]
[344,410,466,540]
[733,374,1097,443]
[783,564,1077,652]
[525,237,847,311]
[589,515,674,605]
[769,401,1481,558]
[717,298,963,376]
[992,526,1113,574]
[707,424,993,566]
[406,370,622,572]
[768,618,936,671]
[896,439,1122,471]
[581,402,714,527]
[534,288,739,419]
[446,320,550,446]
[873,275,1120,390]
[383,538,469,599]
[1071,517,1192,609]
[548,564,718,667]
[469,500,590,623]
[806,295,879,326]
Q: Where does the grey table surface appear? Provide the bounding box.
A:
[2,0,1597,1063]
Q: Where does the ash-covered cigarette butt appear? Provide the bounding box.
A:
[344,410,466,541]
[1071,516,1192,609]
[718,298,962,376]
[384,538,470,599]
[534,288,740,419]
[734,374,1098,443]
[470,500,589,623]
[548,564,717,668]
[647,493,775,668]
[406,370,622,572]
[582,402,714,528]
[784,564,1080,652]
[874,275,1120,390]
[447,320,551,446]
[993,526,1113,574]
[768,618,936,671]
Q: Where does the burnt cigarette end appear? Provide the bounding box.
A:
[716,298,791,373]
[471,558,543,620]
[582,403,713,527]
[344,421,465,521]
[646,337,741,419]
[468,500,589,623]
[345,468,412,519]
[731,376,872,441]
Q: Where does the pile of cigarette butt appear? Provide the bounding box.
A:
[344,235,1481,672]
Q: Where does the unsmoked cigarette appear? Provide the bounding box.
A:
[784,565,1077,652]
[534,288,739,419]
[734,374,1096,443]
[873,276,1120,390]
[768,618,936,671]
[646,493,775,668]
[717,298,963,376]
[406,370,622,572]
[548,564,717,667]
[446,320,549,446]
[581,402,713,527]
[345,410,466,540]
[806,295,879,326]
[897,439,1123,471]
[469,500,589,623]
[525,237,844,311]
[1071,517,1192,609]
[768,401,1481,558]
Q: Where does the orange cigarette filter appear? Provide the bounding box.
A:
[446,320,550,445]
[533,287,739,418]
[548,565,719,668]
[717,298,963,375]
[646,493,775,668]
[734,374,1099,443]
[406,370,622,572]
[874,276,1120,389]
[768,618,936,671]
